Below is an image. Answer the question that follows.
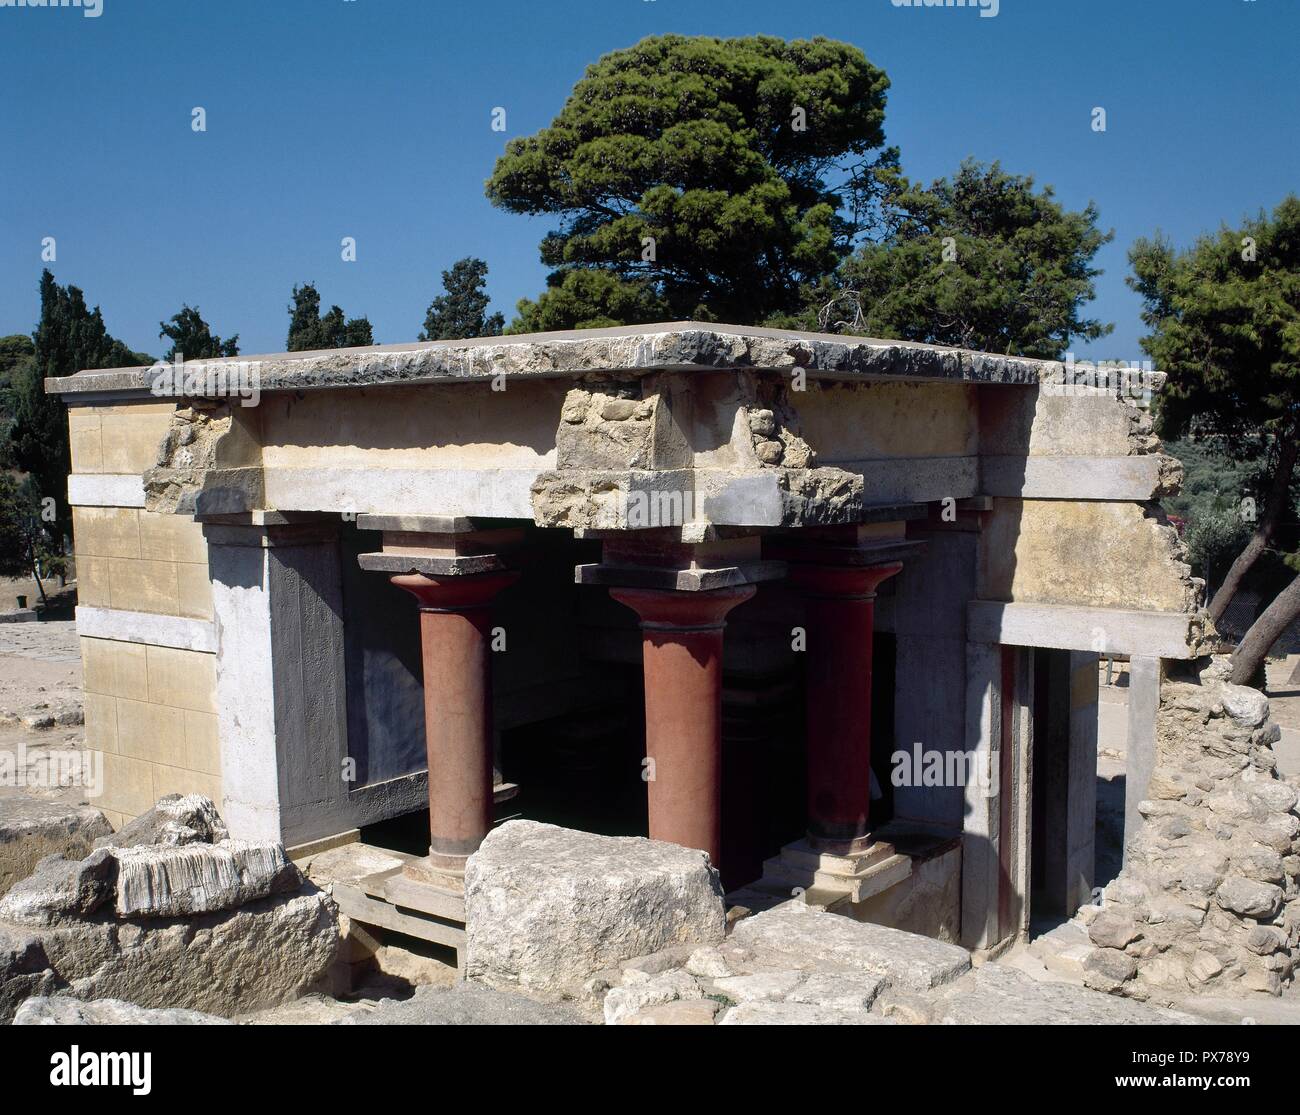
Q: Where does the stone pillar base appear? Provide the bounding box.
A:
[760,837,912,906]
[402,853,469,894]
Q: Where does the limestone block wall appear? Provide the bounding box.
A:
[974,383,1200,624]
[67,402,220,830]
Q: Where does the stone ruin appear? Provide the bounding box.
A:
[461,819,1196,1025]
[0,794,338,1022]
[1048,658,1299,1002]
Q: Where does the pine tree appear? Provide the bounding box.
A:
[287,284,374,351]
[420,258,504,340]
[159,305,239,360]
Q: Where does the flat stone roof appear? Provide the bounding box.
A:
[43,321,1118,399]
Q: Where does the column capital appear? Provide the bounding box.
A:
[788,561,903,600]
[389,569,519,612]
[609,584,756,630]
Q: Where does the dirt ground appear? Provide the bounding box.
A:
[0,619,89,809]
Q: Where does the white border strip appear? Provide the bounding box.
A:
[980,456,1167,501]
[76,605,216,653]
[68,473,146,509]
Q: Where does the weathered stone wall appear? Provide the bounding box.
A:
[979,500,1200,613]
[68,401,221,831]
[1081,659,1299,1001]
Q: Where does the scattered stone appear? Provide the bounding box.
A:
[30,889,338,1015]
[930,963,1196,1025]
[728,901,970,993]
[618,999,721,1026]
[603,969,703,1025]
[14,995,232,1025]
[113,840,298,918]
[787,971,886,1011]
[685,945,731,979]
[347,981,587,1026]
[0,798,110,898]
[0,924,59,1023]
[1088,911,1141,950]
[719,1001,888,1025]
[1082,948,1138,993]
[464,821,725,998]
[620,944,696,977]
[94,793,229,849]
[0,796,339,1019]
[0,850,116,927]
[712,970,805,1003]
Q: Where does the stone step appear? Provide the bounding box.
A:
[761,850,912,904]
[332,881,466,962]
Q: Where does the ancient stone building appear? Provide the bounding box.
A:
[46,323,1206,958]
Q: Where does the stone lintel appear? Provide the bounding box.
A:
[967,600,1206,659]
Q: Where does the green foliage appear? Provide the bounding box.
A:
[488,34,895,329]
[796,161,1113,358]
[9,271,147,546]
[159,305,239,360]
[507,270,670,334]
[1163,437,1297,594]
[0,470,62,598]
[420,258,505,340]
[0,335,36,465]
[1183,508,1251,593]
[1129,195,1300,446]
[287,283,374,351]
[0,334,34,385]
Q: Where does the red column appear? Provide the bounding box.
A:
[609,585,755,865]
[789,562,902,854]
[390,570,518,879]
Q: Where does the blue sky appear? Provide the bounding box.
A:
[1,0,1296,361]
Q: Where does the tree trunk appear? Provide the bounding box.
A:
[1230,571,1300,686]
[1208,437,1298,624]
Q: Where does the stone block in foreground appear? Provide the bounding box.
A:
[464,821,725,997]
[14,995,232,1025]
[0,797,110,899]
[728,900,971,993]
